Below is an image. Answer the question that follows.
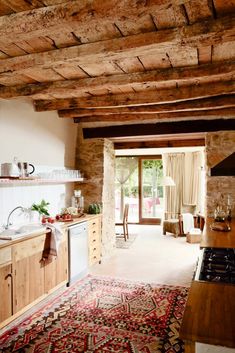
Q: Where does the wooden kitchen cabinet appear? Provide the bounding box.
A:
[12,234,46,313]
[44,229,68,292]
[0,247,12,322]
[88,215,102,266]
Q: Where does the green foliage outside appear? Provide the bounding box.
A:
[115,157,164,198]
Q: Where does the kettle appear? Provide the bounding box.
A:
[17,162,35,178]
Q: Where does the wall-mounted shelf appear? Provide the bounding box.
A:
[0,178,84,186]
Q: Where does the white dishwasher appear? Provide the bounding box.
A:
[68,221,88,286]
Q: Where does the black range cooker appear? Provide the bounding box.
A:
[195,247,235,284]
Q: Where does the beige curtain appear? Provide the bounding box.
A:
[162,153,184,218]
[183,152,202,209]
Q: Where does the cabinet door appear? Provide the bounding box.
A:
[44,230,68,293]
[88,216,102,265]
[12,235,46,313]
[0,247,12,323]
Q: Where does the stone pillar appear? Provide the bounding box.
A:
[205,131,235,217]
[75,128,116,259]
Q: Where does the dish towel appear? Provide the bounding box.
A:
[182,213,194,234]
[43,223,63,260]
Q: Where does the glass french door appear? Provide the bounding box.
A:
[139,157,163,224]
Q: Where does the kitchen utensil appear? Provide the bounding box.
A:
[17,162,35,177]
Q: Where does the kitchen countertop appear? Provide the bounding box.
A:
[0,213,100,249]
[200,218,235,248]
[180,217,235,349]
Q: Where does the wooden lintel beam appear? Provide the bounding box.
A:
[0,15,234,75]
[114,139,205,149]
[73,109,235,123]
[34,81,235,111]
[58,96,235,118]
[82,119,235,139]
[1,61,235,100]
[0,0,185,45]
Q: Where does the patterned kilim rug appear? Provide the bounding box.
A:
[0,275,188,353]
[116,233,138,249]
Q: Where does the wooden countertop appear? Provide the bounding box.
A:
[0,214,101,249]
[200,217,235,248]
[180,281,235,348]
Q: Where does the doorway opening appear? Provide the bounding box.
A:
[115,156,164,225]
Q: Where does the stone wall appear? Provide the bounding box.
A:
[75,128,116,259]
[205,131,235,217]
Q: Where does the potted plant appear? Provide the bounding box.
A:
[31,199,50,222]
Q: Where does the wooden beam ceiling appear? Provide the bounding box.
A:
[82,119,235,139]
[0,0,187,44]
[1,61,234,100]
[0,14,234,76]
[34,81,235,111]
[0,0,234,134]
[73,109,235,123]
[114,138,205,149]
[59,96,235,118]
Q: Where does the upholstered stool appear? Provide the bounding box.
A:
[163,219,181,238]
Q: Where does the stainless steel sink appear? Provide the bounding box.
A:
[0,224,46,240]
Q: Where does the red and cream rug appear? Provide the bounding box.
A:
[0,275,188,352]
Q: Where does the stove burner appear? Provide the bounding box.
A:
[198,248,235,284]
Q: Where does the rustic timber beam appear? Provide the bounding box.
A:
[73,109,235,123]
[0,15,234,74]
[34,81,235,111]
[82,119,235,139]
[1,61,234,100]
[0,0,186,45]
[58,96,235,118]
[114,139,205,149]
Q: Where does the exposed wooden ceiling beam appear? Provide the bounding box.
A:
[114,139,205,149]
[1,61,234,99]
[59,96,235,117]
[0,0,186,45]
[34,81,235,111]
[82,119,235,139]
[0,15,234,75]
[73,109,235,123]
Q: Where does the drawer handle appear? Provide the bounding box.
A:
[92,222,96,225]
[93,230,96,234]
[93,247,96,251]
[92,239,96,242]
[94,256,97,259]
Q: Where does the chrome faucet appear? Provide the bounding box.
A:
[5,206,25,229]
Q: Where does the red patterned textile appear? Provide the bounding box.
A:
[0,275,188,352]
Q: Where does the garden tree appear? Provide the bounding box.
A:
[115,157,138,219]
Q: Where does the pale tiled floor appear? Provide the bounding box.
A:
[91,224,200,287]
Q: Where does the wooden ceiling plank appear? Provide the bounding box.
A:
[1,60,233,100]
[0,0,187,44]
[82,119,235,139]
[3,0,45,12]
[114,139,205,149]
[33,81,235,111]
[73,109,235,123]
[198,45,212,64]
[0,1,14,16]
[58,96,235,117]
[0,14,234,74]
